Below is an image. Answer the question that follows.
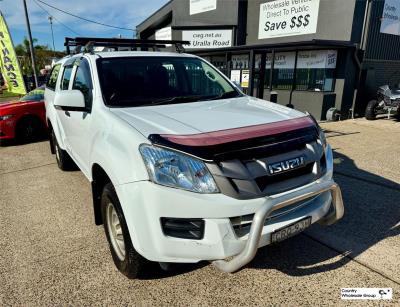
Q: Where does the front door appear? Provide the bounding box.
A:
[65,58,94,176]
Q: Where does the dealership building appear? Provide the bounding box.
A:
[137,0,400,119]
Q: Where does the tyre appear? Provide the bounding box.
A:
[365,100,379,120]
[51,130,76,171]
[101,182,148,279]
[15,116,44,143]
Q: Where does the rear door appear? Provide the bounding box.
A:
[55,62,75,150]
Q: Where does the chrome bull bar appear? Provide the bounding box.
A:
[212,180,344,273]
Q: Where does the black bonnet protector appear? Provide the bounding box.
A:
[148,117,319,162]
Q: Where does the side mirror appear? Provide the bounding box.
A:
[54,90,86,111]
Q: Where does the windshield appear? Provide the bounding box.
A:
[97,56,240,107]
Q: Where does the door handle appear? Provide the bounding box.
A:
[64,111,70,117]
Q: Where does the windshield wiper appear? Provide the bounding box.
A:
[204,90,240,101]
[113,91,241,107]
[149,95,205,106]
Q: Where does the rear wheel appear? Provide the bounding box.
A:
[51,131,75,171]
[15,116,44,143]
[101,183,148,279]
[365,100,379,120]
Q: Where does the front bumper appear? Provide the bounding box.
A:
[212,180,343,272]
[0,119,16,139]
[115,174,344,268]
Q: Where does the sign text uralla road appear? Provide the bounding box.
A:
[183,30,232,49]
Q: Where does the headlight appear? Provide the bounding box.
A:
[139,144,219,193]
[0,114,14,121]
[325,144,333,179]
[306,113,327,149]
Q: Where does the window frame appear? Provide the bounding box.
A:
[60,65,74,91]
[71,58,93,111]
[95,56,240,108]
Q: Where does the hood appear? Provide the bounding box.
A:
[110,96,306,137]
[0,100,19,107]
[0,100,21,114]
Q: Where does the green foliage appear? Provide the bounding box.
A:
[14,37,66,75]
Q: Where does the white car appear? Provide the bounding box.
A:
[45,42,344,278]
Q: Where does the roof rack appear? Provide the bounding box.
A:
[64,37,190,55]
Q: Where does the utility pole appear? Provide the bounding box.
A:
[48,16,55,54]
[22,0,38,88]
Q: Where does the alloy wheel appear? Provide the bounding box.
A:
[106,202,126,261]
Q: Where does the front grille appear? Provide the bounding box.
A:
[255,163,314,191]
[207,127,326,200]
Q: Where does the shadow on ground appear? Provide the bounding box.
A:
[248,149,400,277]
[0,134,48,147]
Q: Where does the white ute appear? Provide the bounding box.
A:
[45,38,344,278]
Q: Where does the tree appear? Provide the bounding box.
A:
[14,37,65,75]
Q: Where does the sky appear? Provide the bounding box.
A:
[0,0,168,51]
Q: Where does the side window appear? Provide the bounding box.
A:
[61,66,73,90]
[46,64,61,90]
[72,59,93,108]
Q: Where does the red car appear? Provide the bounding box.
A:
[0,86,46,142]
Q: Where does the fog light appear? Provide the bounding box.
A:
[160,218,204,240]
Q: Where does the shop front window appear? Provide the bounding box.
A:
[262,50,337,92]
[230,53,250,94]
[264,52,296,90]
[295,50,337,91]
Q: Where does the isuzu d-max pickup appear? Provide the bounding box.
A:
[45,44,344,278]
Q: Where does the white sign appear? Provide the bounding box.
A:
[258,0,320,39]
[241,70,250,88]
[380,0,400,36]
[266,52,296,69]
[155,27,172,41]
[230,70,241,83]
[341,288,392,300]
[297,50,337,69]
[182,29,232,49]
[190,0,217,15]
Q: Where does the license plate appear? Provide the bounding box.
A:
[271,217,311,243]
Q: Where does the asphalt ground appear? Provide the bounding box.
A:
[0,118,399,306]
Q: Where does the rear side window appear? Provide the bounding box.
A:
[46,64,61,90]
[61,66,73,90]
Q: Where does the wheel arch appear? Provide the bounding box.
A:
[47,119,55,154]
[91,163,113,225]
[14,113,45,137]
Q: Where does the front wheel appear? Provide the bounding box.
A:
[101,183,148,279]
[365,100,379,120]
[15,116,44,143]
